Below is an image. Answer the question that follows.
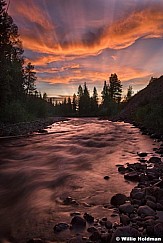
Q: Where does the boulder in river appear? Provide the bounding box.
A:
[137,205,156,217]
[118,166,127,174]
[89,231,101,241]
[119,203,135,214]
[120,214,130,225]
[83,212,94,223]
[53,222,69,233]
[104,175,110,180]
[137,152,148,157]
[124,172,140,182]
[110,193,128,206]
[70,216,86,228]
[148,156,161,164]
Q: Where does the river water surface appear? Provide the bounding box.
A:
[0,118,159,242]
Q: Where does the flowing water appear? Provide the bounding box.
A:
[0,118,159,242]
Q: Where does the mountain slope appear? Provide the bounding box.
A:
[117,76,163,135]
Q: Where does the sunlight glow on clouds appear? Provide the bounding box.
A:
[8,0,163,96]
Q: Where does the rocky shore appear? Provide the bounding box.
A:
[25,140,163,243]
[0,117,67,137]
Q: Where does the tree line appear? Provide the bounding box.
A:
[54,74,133,117]
[0,0,55,122]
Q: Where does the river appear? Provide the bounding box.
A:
[0,118,159,242]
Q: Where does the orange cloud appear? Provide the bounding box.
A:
[17,7,163,57]
[36,65,151,86]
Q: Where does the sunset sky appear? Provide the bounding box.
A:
[8,0,163,98]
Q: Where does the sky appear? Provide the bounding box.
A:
[8,0,163,98]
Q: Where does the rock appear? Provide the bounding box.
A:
[105,220,112,229]
[156,148,163,154]
[132,199,142,206]
[99,219,106,226]
[27,239,43,243]
[110,193,128,206]
[63,196,78,206]
[119,203,135,214]
[118,166,126,174]
[154,180,163,188]
[53,223,69,233]
[111,226,140,243]
[132,192,144,200]
[70,212,81,217]
[144,219,155,227]
[137,205,155,217]
[149,157,161,163]
[146,200,157,210]
[120,214,130,225]
[124,172,140,181]
[38,129,47,133]
[104,175,110,180]
[101,217,107,221]
[154,223,163,237]
[156,203,163,210]
[145,195,156,203]
[87,226,98,233]
[146,225,154,236]
[70,216,86,228]
[63,196,73,205]
[130,187,143,197]
[156,188,163,201]
[68,237,83,243]
[89,231,101,241]
[139,158,147,163]
[137,152,148,157]
[101,233,112,243]
[83,213,94,223]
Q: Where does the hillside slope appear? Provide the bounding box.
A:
[117,76,163,135]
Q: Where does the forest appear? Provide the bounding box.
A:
[53,75,133,117]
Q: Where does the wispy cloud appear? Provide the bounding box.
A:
[9,0,163,95]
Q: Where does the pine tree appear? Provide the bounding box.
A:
[23,63,37,94]
[77,84,84,115]
[109,73,122,103]
[101,81,109,107]
[0,0,24,105]
[126,85,133,101]
[67,97,72,114]
[72,93,77,113]
[90,86,98,115]
[43,92,47,100]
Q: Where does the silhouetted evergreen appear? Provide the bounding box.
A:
[72,93,77,114]
[23,62,36,94]
[100,81,110,115]
[0,1,56,123]
[0,0,24,106]
[125,85,133,102]
[90,87,98,115]
[109,73,122,103]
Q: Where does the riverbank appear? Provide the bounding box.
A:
[48,141,163,243]
[0,117,68,137]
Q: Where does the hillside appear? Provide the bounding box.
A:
[117,76,163,136]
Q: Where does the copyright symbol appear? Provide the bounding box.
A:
[116,237,120,241]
